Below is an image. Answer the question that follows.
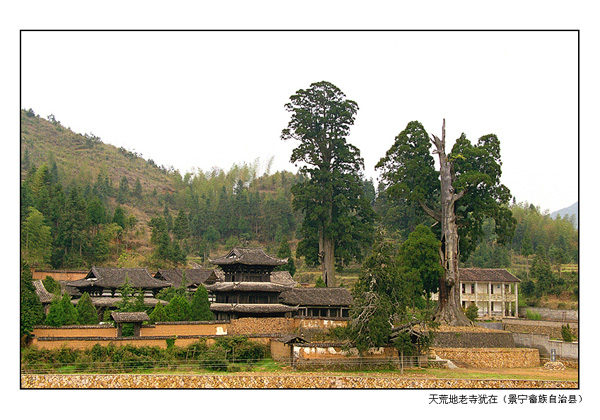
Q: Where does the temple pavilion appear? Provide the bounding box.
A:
[206,248,298,320]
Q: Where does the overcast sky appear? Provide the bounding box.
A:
[21,30,577,213]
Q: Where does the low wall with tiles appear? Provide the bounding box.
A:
[432,347,540,368]
[32,325,116,338]
[140,321,229,337]
[21,374,577,388]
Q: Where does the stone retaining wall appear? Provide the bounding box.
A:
[512,332,579,360]
[431,331,515,348]
[21,374,577,388]
[228,317,295,335]
[519,307,578,322]
[432,348,540,368]
[503,319,578,340]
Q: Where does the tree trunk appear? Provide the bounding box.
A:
[319,227,336,287]
[429,120,471,326]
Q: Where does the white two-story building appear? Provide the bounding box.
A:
[432,268,521,318]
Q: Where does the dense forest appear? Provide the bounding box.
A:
[20,109,578,302]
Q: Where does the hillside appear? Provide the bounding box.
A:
[20,110,306,273]
[550,202,578,228]
[20,109,178,224]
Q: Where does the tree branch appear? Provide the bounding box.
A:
[418,199,441,222]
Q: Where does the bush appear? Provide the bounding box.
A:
[561,324,574,342]
[199,345,228,371]
[525,309,542,320]
[465,303,479,322]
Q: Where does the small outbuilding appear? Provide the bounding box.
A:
[111,311,150,337]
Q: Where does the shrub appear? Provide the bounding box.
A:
[42,276,61,295]
[199,345,228,371]
[165,295,191,321]
[525,309,542,320]
[465,303,479,322]
[561,324,574,342]
[190,285,214,321]
[149,302,168,323]
[76,292,99,325]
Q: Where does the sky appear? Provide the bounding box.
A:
[20,30,579,213]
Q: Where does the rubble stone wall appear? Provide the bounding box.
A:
[433,348,540,368]
[228,317,295,335]
[21,373,577,389]
[431,331,515,348]
[503,319,578,340]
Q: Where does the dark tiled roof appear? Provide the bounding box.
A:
[67,267,170,289]
[210,303,298,314]
[210,248,287,267]
[280,288,354,307]
[111,312,151,323]
[204,282,291,293]
[32,280,55,304]
[154,268,218,288]
[273,335,309,344]
[70,297,168,308]
[270,271,298,287]
[459,268,521,283]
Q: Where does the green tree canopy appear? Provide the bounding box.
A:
[60,293,79,325]
[76,292,99,324]
[149,302,168,323]
[21,207,52,267]
[376,120,516,325]
[190,285,214,321]
[281,81,375,286]
[165,295,191,321]
[20,260,44,336]
[275,237,296,277]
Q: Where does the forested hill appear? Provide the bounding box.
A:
[20,109,578,289]
[20,109,303,270]
[20,109,178,214]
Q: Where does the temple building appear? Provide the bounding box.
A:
[65,267,170,320]
[66,267,171,298]
[206,248,297,320]
[154,268,219,294]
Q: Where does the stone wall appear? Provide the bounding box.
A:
[512,332,579,360]
[21,373,577,388]
[503,319,578,340]
[519,307,578,321]
[431,331,515,348]
[432,348,540,368]
[291,344,400,370]
[228,317,295,335]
